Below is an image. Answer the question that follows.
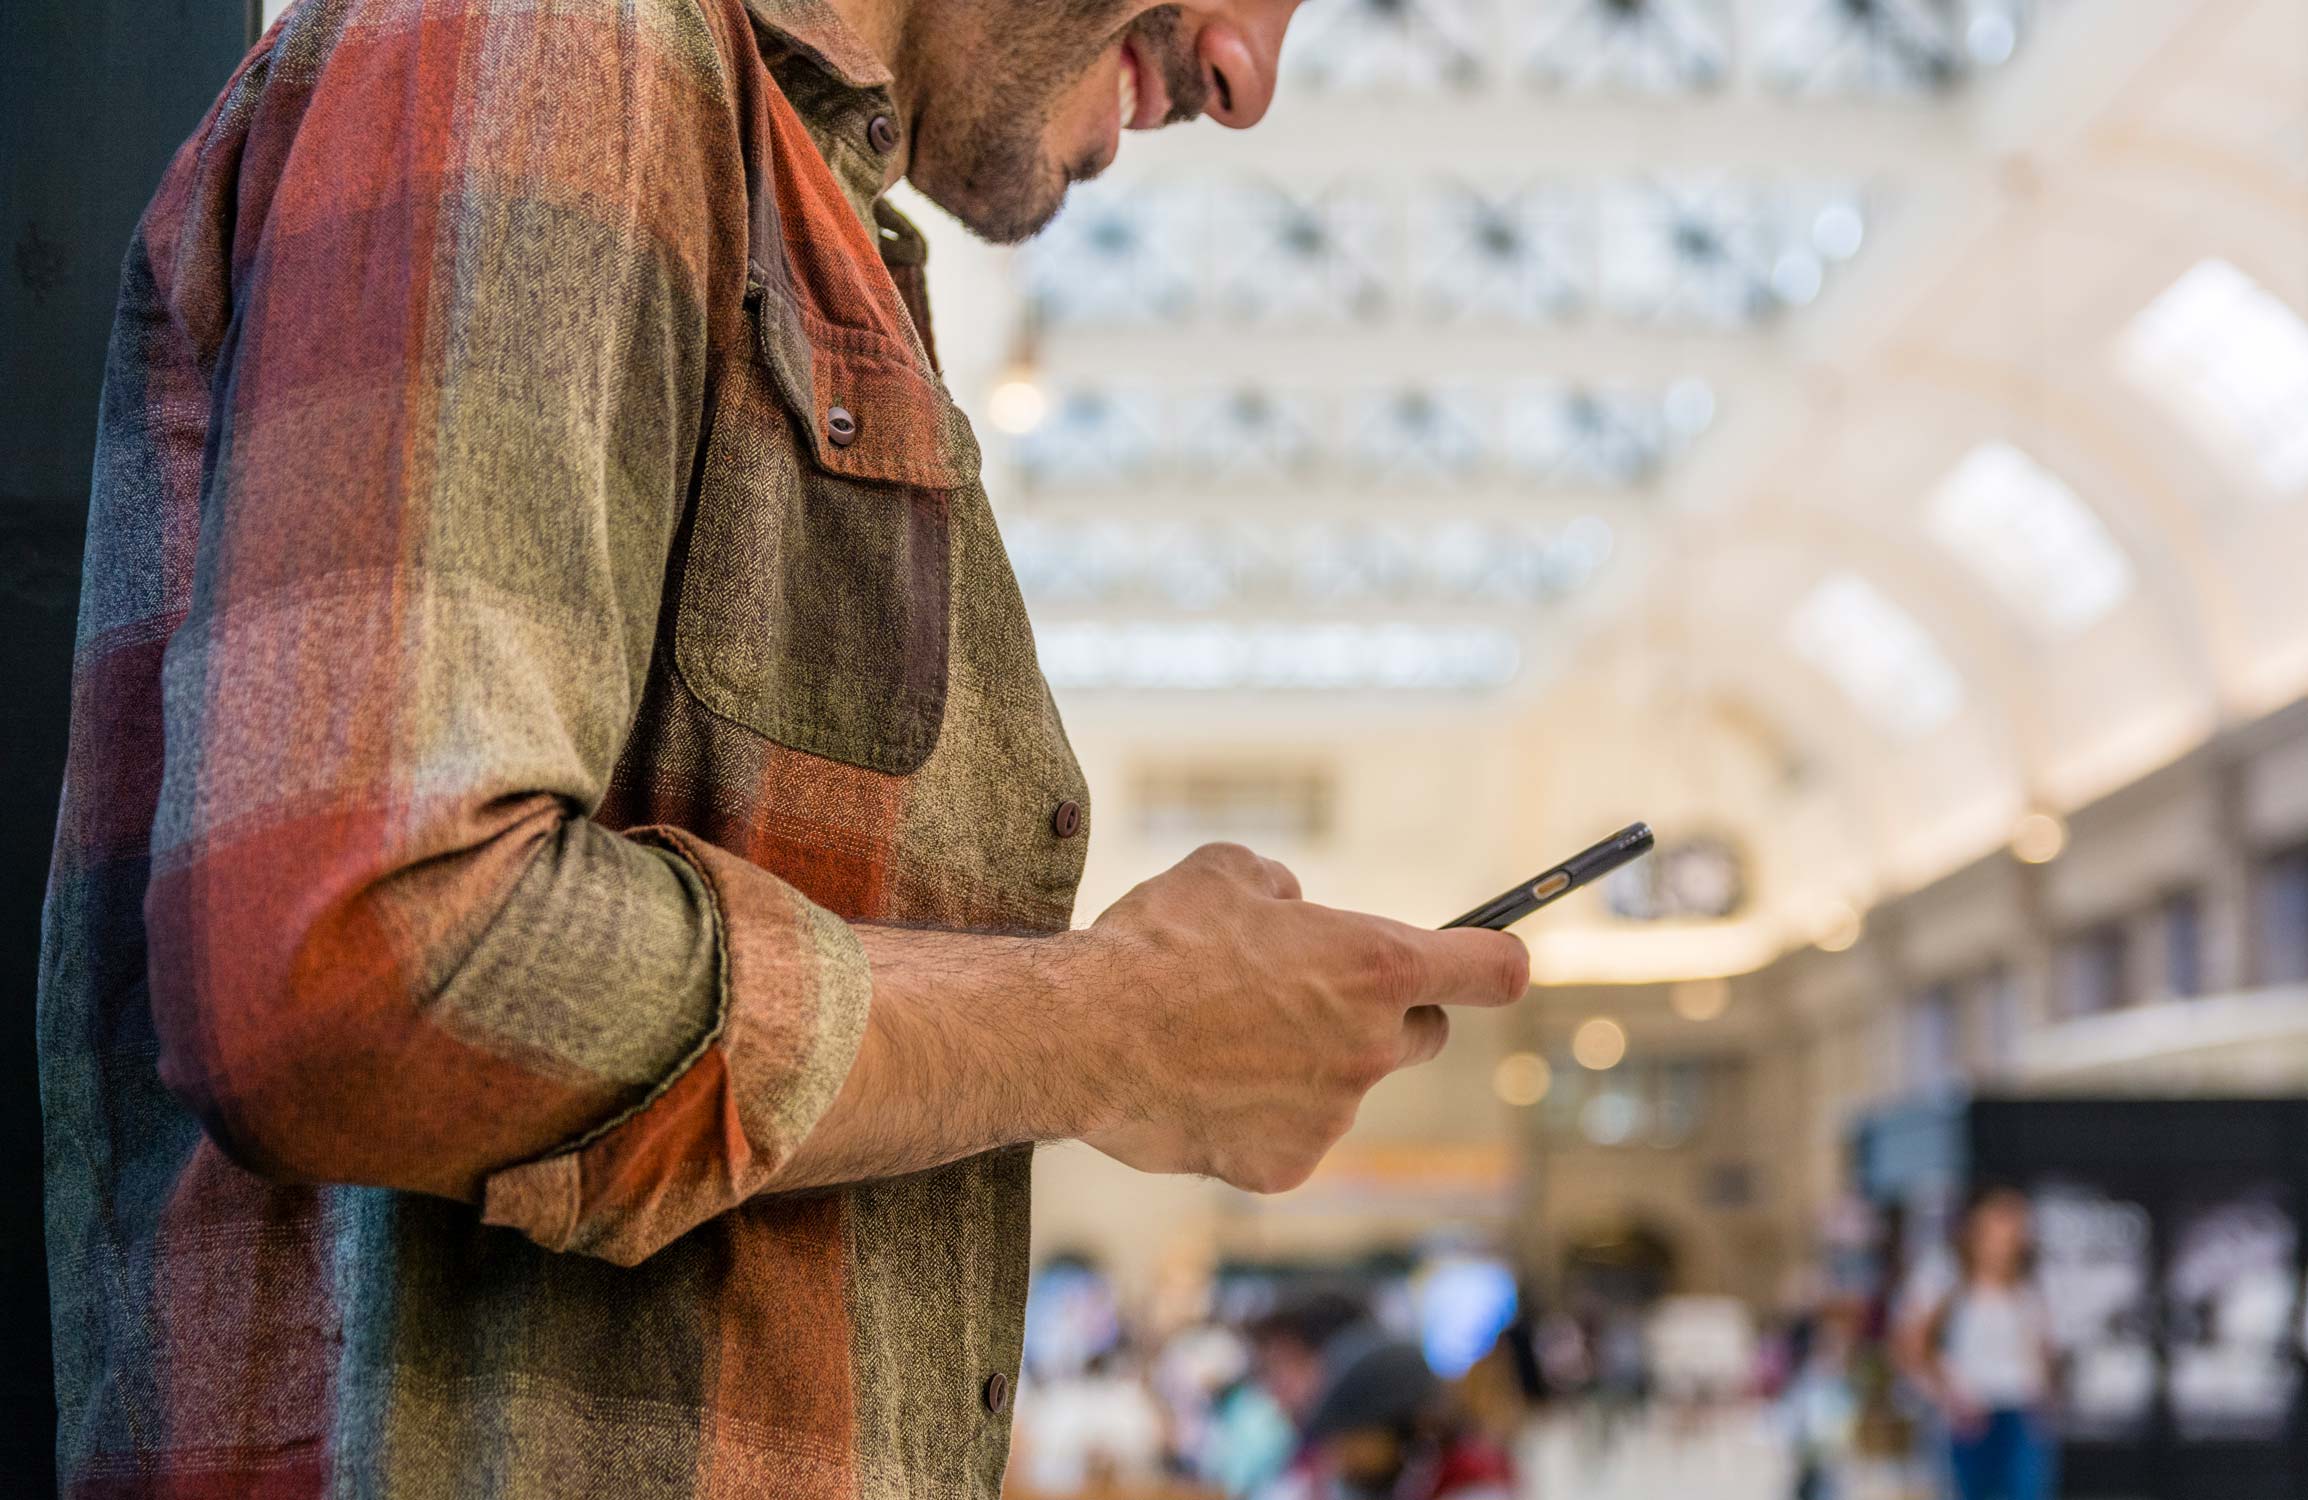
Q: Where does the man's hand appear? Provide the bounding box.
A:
[764,844,1527,1196]
[1076,843,1530,1193]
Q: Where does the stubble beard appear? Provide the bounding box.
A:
[904,3,1206,245]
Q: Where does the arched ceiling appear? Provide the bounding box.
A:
[900,0,2308,975]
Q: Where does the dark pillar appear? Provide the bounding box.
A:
[2,2,254,1486]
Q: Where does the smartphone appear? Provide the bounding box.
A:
[1440,823,1655,931]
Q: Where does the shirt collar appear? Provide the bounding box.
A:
[742,0,894,92]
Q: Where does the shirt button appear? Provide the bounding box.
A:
[826,406,859,448]
[867,114,900,154]
[982,1370,1011,1415]
[1050,801,1083,839]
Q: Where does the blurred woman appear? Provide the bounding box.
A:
[1893,1186,2058,1500]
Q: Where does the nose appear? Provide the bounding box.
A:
[1196,2,1293,129]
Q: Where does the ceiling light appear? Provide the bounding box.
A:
[1814,901,1864,953]
[2119,258,2308,495]
[1580,1090,1647,1146]
[1925,442,2132,634]
[1965,14,2018,67]
[1493,1051,1552,1107]
[1786,572,1964,740]
[1669,977,1730,1022]
[1571,1017,1628,1071]
[1812,202,1866,261]
[2012,811,2067,864]
[1771,250,1825,306]
[988,373,1050,436]
[1663,377,1718,435]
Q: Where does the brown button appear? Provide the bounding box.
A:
[826,406,858,448]
[867,114,899,154]
[982,1370,1011,1414]
[1051,800,1083,839]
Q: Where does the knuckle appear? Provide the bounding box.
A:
[1234,1153,1312,1196]
[1265,1157,1319,1195]
[1346,1041,1395,1090]
[1360,932,1426,1008]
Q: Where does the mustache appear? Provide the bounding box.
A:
[1126,7,1211,124]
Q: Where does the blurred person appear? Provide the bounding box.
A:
[40,0,1543,1493]
[1010,1346,1171,1496]
[1300,1331,1515,1500]
[1778,1300,1865,1500]
[1240,1292,1378,1498]
[1152,1318,1249,1472]
[1201,1375,1300,1498]
[1249,1291,1379,1424]
[1894,1187,2059,1500]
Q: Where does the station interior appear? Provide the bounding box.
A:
[8,0,2308,1496]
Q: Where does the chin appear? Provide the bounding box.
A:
[912,155,1075,247]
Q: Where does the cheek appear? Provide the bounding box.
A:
[1047,50,1123,141]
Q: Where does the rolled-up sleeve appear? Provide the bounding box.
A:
[141,0,866,1264]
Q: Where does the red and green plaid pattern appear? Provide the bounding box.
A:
[39,0,1089,1493]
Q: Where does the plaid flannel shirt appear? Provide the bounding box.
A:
[38,0,1091,1493]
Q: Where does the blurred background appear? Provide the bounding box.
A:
[7,0,2308,1495]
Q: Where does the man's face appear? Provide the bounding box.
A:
[900,0,1300,243]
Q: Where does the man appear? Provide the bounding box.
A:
[39,0,1532,1493]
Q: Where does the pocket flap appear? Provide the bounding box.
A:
[750,276,979,492]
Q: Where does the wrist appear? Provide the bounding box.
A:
[1043,925,1154,1140]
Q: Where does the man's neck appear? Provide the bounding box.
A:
[823,0,910,84]
[823,0,920,186]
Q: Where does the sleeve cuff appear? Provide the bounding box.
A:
[480,826,873,1265]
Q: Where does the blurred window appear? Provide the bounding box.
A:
[1909,982,1962,1088]
[1013,389,1165,491]
[1035,620,1523,693]
[2163,888,2206,999]
[1416,183,1591,323]
[1523,0,1733,95]
[1003,517,1613,611]
[1015,381,1709,496]
[2056,922,2130,1019]
[2253,848,2308,987]
[1785,571,1965,741]
[1213,181,1395,325]
[1924,442,2133,635]
[1019,179,1199,326]
[1174,388,1324,486]
[1346,386,1490,485]
[1021,174,1866,333]
[1596,178,1863,326]
[1970,965,2021,1074]
[1132,763,1334,845]
[1505,382,1714,486]
[1604,835,1748,921]
[1281,0,1485,94]
[2119,258,2308,496]
[1760,0,2029,96]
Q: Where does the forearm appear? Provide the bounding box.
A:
[762,923,1129,1191]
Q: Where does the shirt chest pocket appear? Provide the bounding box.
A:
[671,271,977,776]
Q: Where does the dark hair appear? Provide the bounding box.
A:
[1246,1289,1371,1354]
[1954,1182,2037,1283]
